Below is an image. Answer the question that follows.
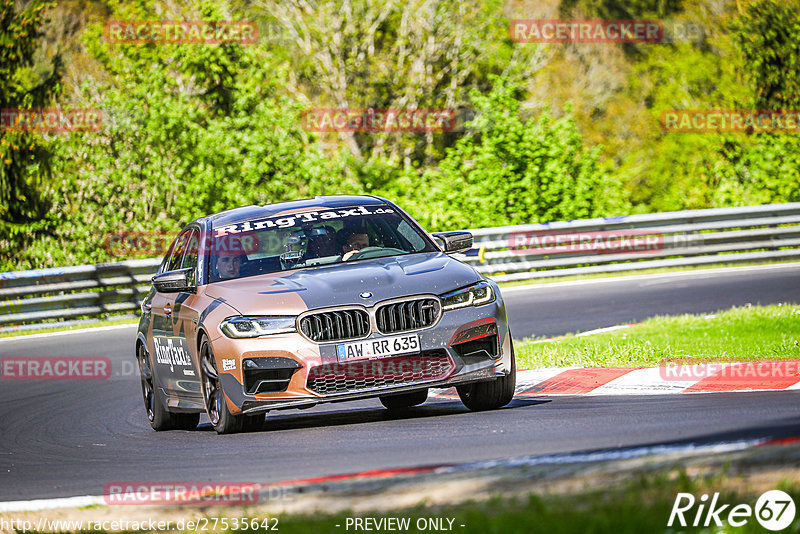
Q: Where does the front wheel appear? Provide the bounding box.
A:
[457,344,516,412]
[242,414,266,432]
[200,335,244,434]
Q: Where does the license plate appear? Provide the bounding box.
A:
[336,334,420,362]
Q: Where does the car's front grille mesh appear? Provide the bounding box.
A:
[376,298,441,334]
[306,353,453,395]
[299,309,370,342]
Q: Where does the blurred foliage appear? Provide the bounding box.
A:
[252,0,545,167]
[375,80,625,229]
[733,0,800,112]
[0,0,61,251]
[549,0,800,212]
[1,0,799,270]
[23,0,358,268]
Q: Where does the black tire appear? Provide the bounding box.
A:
[242,414,266,432]
[379,389,428,410]
[457,343,516,411]
[138,343,179,431]
[200,335,244,434]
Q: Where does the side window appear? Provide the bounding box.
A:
[180,229,200,282]
[166,231,190,272]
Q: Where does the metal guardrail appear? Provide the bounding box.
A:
[0,259,160,329]
[462,203,800,282]
[1,203,798,330]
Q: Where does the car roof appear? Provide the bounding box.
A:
[200,195,390,228]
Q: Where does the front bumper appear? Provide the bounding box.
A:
[211,296,513,415]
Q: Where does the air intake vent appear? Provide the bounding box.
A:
[299,309,370,342]
[306,352,453,395]
[376,298,441,334]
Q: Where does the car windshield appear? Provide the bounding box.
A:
[207,205,436,282]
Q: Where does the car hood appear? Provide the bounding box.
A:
[203,251,481,315]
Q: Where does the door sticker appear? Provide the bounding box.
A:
[153,336,193,373]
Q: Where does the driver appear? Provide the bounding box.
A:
[341,231,369,261]
[215,255,243,279]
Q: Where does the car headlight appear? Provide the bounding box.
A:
[220,316,297,338]
[440,281,495,311]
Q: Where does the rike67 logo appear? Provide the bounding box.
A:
[669,490,796,531]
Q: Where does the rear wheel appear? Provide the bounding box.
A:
[457,343,516,411]
[379,389,428,410]
[200,335,244,434]
[138,343,174,431]
[138,343,200,430]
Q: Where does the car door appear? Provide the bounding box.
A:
[169,228,204,397]
[150,229,195,397]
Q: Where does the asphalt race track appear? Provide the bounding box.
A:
[1,264,799,502]
[503,264,800,338]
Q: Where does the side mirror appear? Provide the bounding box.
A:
[432,231,473,253]
[153,268,195,293]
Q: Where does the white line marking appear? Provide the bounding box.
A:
[451,439,765,471]
[514,368,570,393]
[575,324,635,337]
[586,367,704,395]
[532,324,636,343]
[0,495,105,513]
[0,323,138,343]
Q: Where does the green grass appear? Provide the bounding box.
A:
[16,466,800,533]
[0,317,138,339]
[516,304,800,369]
[495,259,800,288]
[211,473,799,534]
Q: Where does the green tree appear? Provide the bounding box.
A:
[733,0,800,111]
[381,79,627,230]
[594,0,800,211]
[712,0,800,206]
[0,0,61,248]
[16,0,356,269]
[255,0,545,168]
